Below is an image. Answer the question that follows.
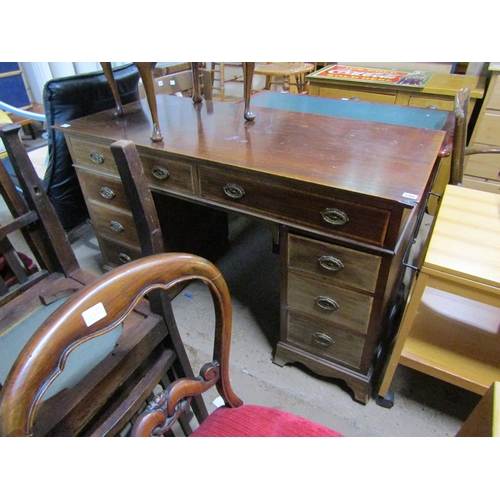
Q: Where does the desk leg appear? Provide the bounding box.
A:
[377,272,429,403]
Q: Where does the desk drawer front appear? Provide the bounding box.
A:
[288,234,381,292]
[70,138,118,175]
[199,166,390,246]
[407,96,454,111]
[473,112,500,146]
[88,204,139,247]
[487,76,500,110]
[99,238,142,268]
[287,273,373,334]
[77,171,130,210]
[465,147,500,180]
[287,310,365,368]
[316,86,396,104]
[139,153,196,194]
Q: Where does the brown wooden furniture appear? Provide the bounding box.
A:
[377,185,500,407]
[101,62,256,142]
[463,63,500,193]
[0,123,206,436]
[254,62,315,93]
[55,95,447,404]
[451,87,500,186]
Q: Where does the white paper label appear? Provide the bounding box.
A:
[402,192,418,200]
[82,302,107,327]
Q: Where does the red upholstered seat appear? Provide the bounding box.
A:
[190,405,343,437]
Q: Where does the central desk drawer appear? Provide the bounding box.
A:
[198,165,391,246]
[316,86,397,104]
[287,273,373,334]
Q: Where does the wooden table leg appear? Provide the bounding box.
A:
[243,62,255,121]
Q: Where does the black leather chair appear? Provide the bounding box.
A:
[42,63,140,231]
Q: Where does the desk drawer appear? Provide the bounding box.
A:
[473,112,500,146]
[88,203,139,248]
[287,273,373,334]
[407,95,454,111]
[486,76,500,110]
[465,147,500,180]
[198,165,391,246]
[69,137,117,175]
[288,233,381,292]
[77,170,130,210]
[99,237,142,268]
[316,86,396,104]
[286,310,365,369]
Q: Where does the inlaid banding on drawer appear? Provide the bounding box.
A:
[288,233,381,292]
[287,273,373,334]
[199,165,391,246]
[287,310,365,368]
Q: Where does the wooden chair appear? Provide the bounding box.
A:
[0,250,343,437]
[254,62,315,94]
[0,124,206,436]
[450,87,500,185]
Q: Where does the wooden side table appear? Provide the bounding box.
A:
[378,185,500,406]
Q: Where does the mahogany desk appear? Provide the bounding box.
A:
[56,94,447,403]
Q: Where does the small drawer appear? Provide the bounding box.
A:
[199,165,391,246]
[98,237,142,269]
[139,152,196,194]
[286,310,365,369]
[77,170,130,210]
[68,137,117,176]
[87,203,139,247]
[287,273,373,334]
[464,147,500,181]
[407,96,454,111]
[287,233,381,292]
[472,113,500,146]
[317,86,396,104]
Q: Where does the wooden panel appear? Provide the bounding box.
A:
[287,272,373,334]
[315,86,396,104]
[472,112,500,146]
[463,148,500,180]
[486,76,500,110]
[286,310,365,369]
[287,233,381,292]
[407,95,454,111]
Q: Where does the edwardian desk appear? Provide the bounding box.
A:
[56,94,447,403]
[379,185,500,402]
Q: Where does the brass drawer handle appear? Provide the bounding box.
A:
[321,208,349,226]
[118,253,132,264]
[313,332,335,347]
[223,183,245,199]
[152,166,170,180]
[318,255,344,272]
[109,220,124,233]
[90,151,105,164]
[315,295,339,311]
[100,186,115,200]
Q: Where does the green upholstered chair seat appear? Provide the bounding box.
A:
[0,297,122,401]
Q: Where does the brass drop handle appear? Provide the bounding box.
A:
[152,166,170,180]
[313,332,335,347]
[318,255,344,272]
[223,183,245,199]
[90,151,105,164]
[109,220,124,233]
[118,253,132,264]
[321,208,349,226]
[315,295,339,311]
[100,186,115,200]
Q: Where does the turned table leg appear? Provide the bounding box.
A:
[243,62,255,121]
[100,62,124,117]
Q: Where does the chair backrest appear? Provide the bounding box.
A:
[0,252,242,437]
[450,87,470,185]
[0,123,79,307]
[42,63,140,231]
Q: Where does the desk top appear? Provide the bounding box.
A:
[425,185,500,289]
[58,95,446,207]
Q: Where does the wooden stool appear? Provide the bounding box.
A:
[254,62,315,93]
